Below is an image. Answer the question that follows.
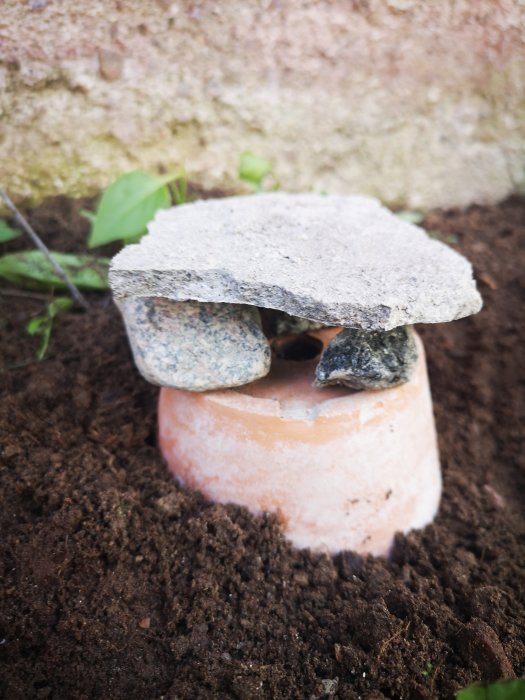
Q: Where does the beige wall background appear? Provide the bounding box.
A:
[1,0,524,209]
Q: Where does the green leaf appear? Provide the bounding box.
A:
[421,662,433,677]
[427,230,459,245]
[87,170,178,248]
[79,208,97,224]
[456,679,525,700]
[239,151,273,190]
[33,320,52,361]
[26,316,49,335]
[48,296,75,316]
[0,250,110,291]
[396,210,425,224]
[0,220,21,243]
[26,296,74,361]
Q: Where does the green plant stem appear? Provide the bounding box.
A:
[0,188,89,310]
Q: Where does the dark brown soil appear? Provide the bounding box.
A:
[0,196,524,700]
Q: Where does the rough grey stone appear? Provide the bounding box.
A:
[315,326,418,391]
[274,311,326,336]
[259,308,325,336]
[110,193,482,331]
[118,297,271,391]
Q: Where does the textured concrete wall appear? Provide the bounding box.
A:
[1,0,524,208]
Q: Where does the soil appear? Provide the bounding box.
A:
[0,195,524,700]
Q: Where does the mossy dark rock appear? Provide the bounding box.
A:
[315,326,418,391]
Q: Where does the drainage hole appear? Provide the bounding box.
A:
[271,334,323,361]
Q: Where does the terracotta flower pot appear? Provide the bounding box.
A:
[158,330,441,556]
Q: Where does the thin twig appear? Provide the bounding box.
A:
[0,187,89,310]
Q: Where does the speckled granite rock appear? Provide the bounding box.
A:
[110,193,482,331]
[315,326,418,391]
[118,297,271,391]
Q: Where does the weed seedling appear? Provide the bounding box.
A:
[421,662,433,677]
[239,151,274,191]
[26,297,74,360]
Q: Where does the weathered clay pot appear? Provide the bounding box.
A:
[158,330,441,556]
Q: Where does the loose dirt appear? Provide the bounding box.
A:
[0,195,523,699]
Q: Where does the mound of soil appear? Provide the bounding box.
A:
[0,196,524,699]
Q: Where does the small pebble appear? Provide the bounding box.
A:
[138,617,151,629]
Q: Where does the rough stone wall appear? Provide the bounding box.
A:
[1,0,524,208]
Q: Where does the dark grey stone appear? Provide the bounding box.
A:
[315,326,418,390]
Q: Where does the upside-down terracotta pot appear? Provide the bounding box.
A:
[158,330,441,556]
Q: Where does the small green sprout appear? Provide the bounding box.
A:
[239,151,273,191]
[421,662,433,677]
[427,230,459,245]
[26,296,74,360]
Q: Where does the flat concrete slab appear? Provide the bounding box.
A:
[110,193,482,331]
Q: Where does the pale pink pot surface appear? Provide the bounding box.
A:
[158,332,441,556]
